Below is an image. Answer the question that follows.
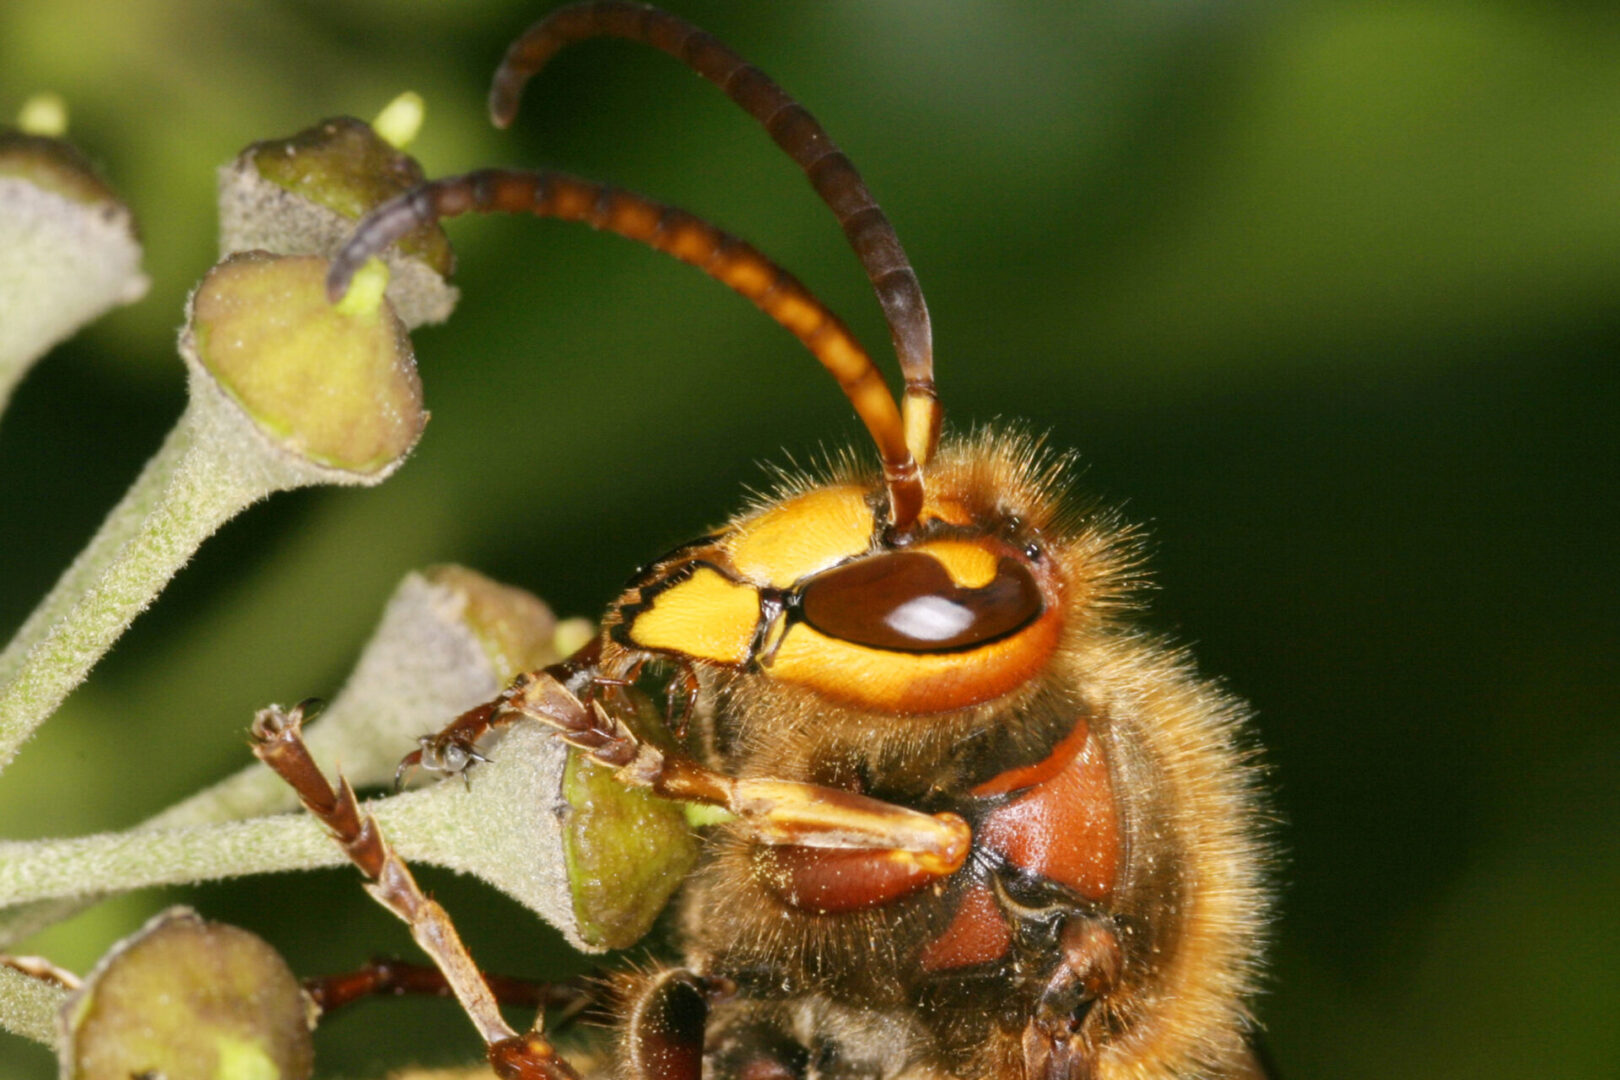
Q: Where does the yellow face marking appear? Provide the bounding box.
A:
[626,566,760,664]
[728,486,875,589]
[919,495,975,528]
[910,539,1000,589]
[768,614,1062,714]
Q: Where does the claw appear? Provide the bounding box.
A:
[393,747,424,791]
[395,733,494,793]
[455,746,492,790]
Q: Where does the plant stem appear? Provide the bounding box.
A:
[0,963,67,1046]
[0,723,585,949]
[0,568,554,947]
[0,725,562,916]
[0,814,347,909]
[0,252,424,775]
[0,384,263,773]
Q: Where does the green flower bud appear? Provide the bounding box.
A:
[185,251,424,475]
[218,116,456,328]
[60,908,313,1080]
[0,127,147,414]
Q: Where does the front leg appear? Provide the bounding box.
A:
[396,638,649,777]
[406,650,971,879]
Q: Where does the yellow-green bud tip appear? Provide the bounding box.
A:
[214,1034,281,1080]
[684,803,736,829]
[552,617,597,661]
[333,256,390,318]
[372,91,425,150]
[17,92,68,137]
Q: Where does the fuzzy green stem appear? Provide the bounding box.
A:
[138,565,561,828]
[0,814,350,908]
[0,963,66,1045]
[1,716,692,957]
[0,733,566,924]
[0,393,260,771]
[0,254,422,775]
[0,568,550,946]
[0,368,299,774]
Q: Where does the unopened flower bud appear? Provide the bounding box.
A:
[59,908,312,1080]
[218,115,456,328]
[184,251,423,476]
[0,124,147,412]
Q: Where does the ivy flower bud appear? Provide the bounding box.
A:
[0,123,147,414]
[217,115,456,328]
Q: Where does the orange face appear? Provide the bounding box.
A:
[612,440,1268,1080]
[614,482,1066,715]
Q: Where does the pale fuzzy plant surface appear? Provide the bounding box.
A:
[0,102,509,1079]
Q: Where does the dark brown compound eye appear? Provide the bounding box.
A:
[797,551,1044,653]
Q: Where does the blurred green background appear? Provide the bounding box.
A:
[3,1,1617,1077]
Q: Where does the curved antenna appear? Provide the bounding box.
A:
[326,169,923,530]
[489,1,941,465]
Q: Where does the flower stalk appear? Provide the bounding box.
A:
[0,565,695,959]
[0,722,579,943]
[0,963,66,1045]
[0,253,424,774]
[0,566,566,947]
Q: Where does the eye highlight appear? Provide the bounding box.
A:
[798,550,1044,653]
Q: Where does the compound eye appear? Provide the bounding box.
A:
[799,551,1043,652]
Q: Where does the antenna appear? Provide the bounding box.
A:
[489,1,941,465]
[327,168,924,528]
